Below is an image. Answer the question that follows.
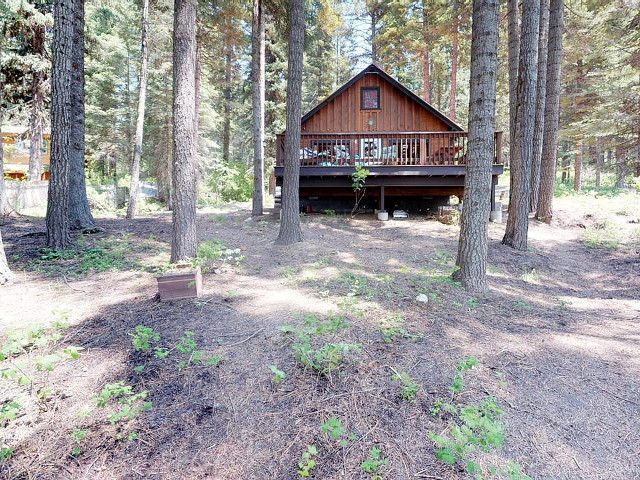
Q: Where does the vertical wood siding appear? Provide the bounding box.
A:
[301,72,450,133]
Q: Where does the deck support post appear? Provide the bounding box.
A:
[491,175,497,212]
[380,184,385,211]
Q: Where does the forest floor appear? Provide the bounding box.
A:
[1,191,639,480]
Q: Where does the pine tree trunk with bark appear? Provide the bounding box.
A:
[127,0,150,219]
[449,0,459,121]
[275,0,304,246]
[223,43,232,163]
[422,0,430,103]
[0,47,9,217]
[615,148,626,188]
[46,0,73,250]
[507,0,519,170]
[29,21,45,182]
[68,0,94,229]
[535,0,563,223]
[503,0,540,251]
[530,0,549,211]
[251,0,265,217]
[170,0,197,263]
[573,58,584,192]
[0,230,14,285]
[453,0,499,293]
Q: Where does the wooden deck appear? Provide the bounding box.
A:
[275,131,503,168]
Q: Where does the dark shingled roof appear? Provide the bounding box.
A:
[299,63,464,132]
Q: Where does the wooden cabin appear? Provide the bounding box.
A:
[2,126,51,181]
[274,64,503,213]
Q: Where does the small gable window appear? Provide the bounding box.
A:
[361,87,380,110]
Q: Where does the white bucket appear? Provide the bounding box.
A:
[377,211,389,221]
[490,210,502,223]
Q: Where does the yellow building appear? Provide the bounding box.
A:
[2,125,51,180]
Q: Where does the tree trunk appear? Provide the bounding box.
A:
[453,0,499,294]
[126,0,150,219]
[530,0,549,211]
[615,147,626,188]
[194,24,201,151]
[223,43,232,163]
[502,0,539,251]
[507,0,519,170]
[156,75,172,207]
[251,0,265,217]
[422,0,430,103]
[595,147,603,188]
[637,17,640,177]
[68,0,94,229]
[275,0,304,246]
[449,0,459,121]
[46,0,73,250]
[170,0,197,263]
[574,145,582,191]
[535,0,563,223]
[0,42,9,217]
[371,9,377,64]
[573,58,584,192]
[29,21,45,183]
[0,230,14,285]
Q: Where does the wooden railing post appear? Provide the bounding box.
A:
[419,136,426,165]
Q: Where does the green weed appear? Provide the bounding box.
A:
[71,429,89,455]
[280,266,299,278]
[512,300,532,311]
[270,365,286,384]
[429,359,530,480]
[361,446,388,479]
[194,239,244,273]
[321,416,343,439]
[92,381,152,424]
[0,401,20,423]
[391,368,419,401]
[297,445,317,477]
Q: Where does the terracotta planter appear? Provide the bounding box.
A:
[157,266,202,301]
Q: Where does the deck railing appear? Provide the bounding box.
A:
[275,131,503,167]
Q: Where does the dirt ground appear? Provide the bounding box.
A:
[1,196,639,480]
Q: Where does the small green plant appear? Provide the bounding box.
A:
[339,272,374,299]
[391,368,419,401]
[512,300,532,311]
[321,416,343,439]
[92,381,152,424]
[553,297,571,311]
[0,445,14,460]
[131,325,159,352]
[429,359,530,480]
[194,239,244,272]
[71,429,89,455]
[323,209,337,217]
[297,445,317,477]
[294,341,360,376]
[351,165,370,217]
[579,223,620,250]
[281,313,357,377]
[361,446,388,479]
[1,320,69,360]
[520,267,539,283]
[280,266,299,278]
[0,401,20,423]
[450,356,478,395]
[270,365,286,384]
[175,331,220,370]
